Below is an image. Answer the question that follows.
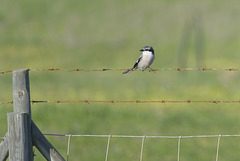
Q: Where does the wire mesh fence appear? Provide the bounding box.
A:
[41,134,240,161]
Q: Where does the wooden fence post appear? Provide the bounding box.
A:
[13,69,32,114]
[8,112,33,161]
[1,69,65,161]
[0,133,9,161]
[7,69,34,161]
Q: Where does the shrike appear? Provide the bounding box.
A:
[123,46,155,74]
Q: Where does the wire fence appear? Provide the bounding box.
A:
[1,99,240,105]
[1,67,240,75]
[1,68,240,160]
[1,133,239,160]
[42,133,240,161]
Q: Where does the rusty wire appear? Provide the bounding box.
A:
[30,100,240,104]
[1,99,240,105]
[1,68,240,75]
[0,101,13,105]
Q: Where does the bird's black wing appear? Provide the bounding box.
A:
[122,54,143,74]
[132,54,143,69]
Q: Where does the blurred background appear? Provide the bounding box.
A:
[1,0,240,160]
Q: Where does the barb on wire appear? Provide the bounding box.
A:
[1,99,240,105]
[0,101,13,105]
[0,70,13,75]
[1,67,240,75]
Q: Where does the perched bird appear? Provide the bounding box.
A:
[123,46,155,74]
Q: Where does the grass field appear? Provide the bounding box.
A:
[1,0,240,160]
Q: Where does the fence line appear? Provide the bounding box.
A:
[42,133,238,161]
[1,99,240,105]
[2,132,237,159]
[1,68,239,160]
[43,133,240,138]
[1,67,240,75]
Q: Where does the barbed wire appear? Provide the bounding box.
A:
[0,101,13,105]
[1,99,240,105]
[1,67,240,75]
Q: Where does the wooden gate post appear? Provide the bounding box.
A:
[8,112,33,161]
[7,69,34,161]
[2,69,65,161]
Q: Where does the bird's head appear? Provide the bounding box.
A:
[140,46,154,53]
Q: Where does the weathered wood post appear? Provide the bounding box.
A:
[8,113,33,161]
[32,121,66,161]
[1,69,65,161]
[8,69,34,161]
[0,133,9,161]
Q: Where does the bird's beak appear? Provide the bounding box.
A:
[140,49,144,52]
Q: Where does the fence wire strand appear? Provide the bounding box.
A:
[105,135,112,161]
[2,67,240,75]
[216,135,222,161]
[140,136,146,161]
[0,101,13,105]
[43,134,240,139]
[178,136,182,161]
[1,99,240,105]
[67,135,72,161]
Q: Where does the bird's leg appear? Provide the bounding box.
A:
[148,67,152,72]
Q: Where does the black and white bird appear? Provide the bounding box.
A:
[123,46,155,74]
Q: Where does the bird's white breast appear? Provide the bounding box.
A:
[138,51,155,70]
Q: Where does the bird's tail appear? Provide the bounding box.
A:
[122,70,133,74]
[122,67,137,75]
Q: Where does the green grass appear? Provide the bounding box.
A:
[1,0,240,160]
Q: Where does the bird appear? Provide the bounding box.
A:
[123,46,155,74]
